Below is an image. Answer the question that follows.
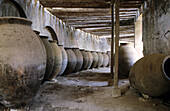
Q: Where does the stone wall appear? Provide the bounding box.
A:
[0,0,111,52]
[143,0,170,55]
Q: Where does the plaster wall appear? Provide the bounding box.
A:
[143,0,170,55]
[135,14,144,58]
[0,0,111,52]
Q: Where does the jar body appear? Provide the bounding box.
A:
[80,50,88,70]
[129,54,170,97]
[96,52,103,68]
[49,42,62,80]
[102,53,109,67]
[72,48,83,72]
[64,48,77,74]
[119,43,139,78]
[58,45,68,75]
[86,51,93,69]
[41,37,55,82]
[90,51,98,69]
[0,17,46,108]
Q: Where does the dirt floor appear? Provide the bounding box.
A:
[1,67,170,111]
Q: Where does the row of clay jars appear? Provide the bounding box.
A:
[63,48,107,75]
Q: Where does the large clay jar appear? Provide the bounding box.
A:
[49,40,62,80]
[58,45,68,75]
[85,50,93,69]
[80,49,89,70]
[0,17,46,108]
[96,52,103,68]
[90,51,98,69]
[72,48,83,72]
[129,54,170,97]
[106,51,111,66]
[33,30,47,57]
[40,36,55,82]
[119,43,139,78]
[64,48,77,74]
[102,52,109,67]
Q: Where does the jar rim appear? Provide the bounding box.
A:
[0,17,32,26]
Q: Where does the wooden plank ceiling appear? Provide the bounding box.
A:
[39,0,145,42]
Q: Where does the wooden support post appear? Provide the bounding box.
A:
[110,0,114,78]
[108,0,115,86]
[112,0,121,97]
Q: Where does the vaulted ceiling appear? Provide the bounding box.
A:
[39,0,145,42]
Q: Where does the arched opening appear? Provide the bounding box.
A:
[45,26,59,44]
[1,0,27,18]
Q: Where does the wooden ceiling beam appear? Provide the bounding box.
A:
[57,15,135,20]
[47,8,110,13]
[62,17,132,22]
[76,25,134,29]
[40,0,111,8]
[80,25,134,30]
[51,12,136,17]
[84,29,134,33]
[67,19,134,27]
[65,20,111,24]
[90,31,134,35]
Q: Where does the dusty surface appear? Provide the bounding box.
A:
[1,67,170,111]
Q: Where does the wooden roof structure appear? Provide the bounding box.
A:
[39,0,145,42]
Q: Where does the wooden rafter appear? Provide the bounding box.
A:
[39,0,145,39]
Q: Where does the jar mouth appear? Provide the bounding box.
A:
[120,43,132,46]
[162,56,170,80]
[33,30,40,35]
[58,44,64,46]
[72,47,79,49]
[80,49,85,51]
[40,35,49,39]
[64,47,72,49]
[0,17,32,26]
[49,40,57,43]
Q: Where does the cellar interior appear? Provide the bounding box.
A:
[0,0,170,111]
